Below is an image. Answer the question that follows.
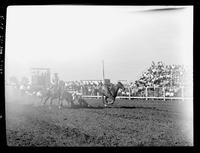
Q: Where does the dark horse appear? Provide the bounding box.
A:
[97,81,125,107]
[42,81,75,109]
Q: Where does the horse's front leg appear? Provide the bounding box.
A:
[65,97,74,108]
[70,99,75,108]
[65,98,70,107]
[106,96,115,105]
[102,95,105,104]
[43,96,49,105]
[104,96,109,107]
[58,97,62,109]
[40,97,43,104]
[110,97,115,105]
[49,97,56,109]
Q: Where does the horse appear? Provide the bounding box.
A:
[97,81,125,107]
[42,81,75,109]
[72,91,91,107]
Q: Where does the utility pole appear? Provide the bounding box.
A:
[102,60,105,81]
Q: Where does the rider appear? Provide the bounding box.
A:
[52,73,59,91]
[103,79,113,98]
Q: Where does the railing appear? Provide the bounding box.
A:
[6,84,193,101]
[82,86,193,101]
[82,95,193,101]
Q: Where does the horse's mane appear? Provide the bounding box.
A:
[117,81,124,87]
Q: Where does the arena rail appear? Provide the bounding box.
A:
[82,95,193,101]
[81,85,193,101]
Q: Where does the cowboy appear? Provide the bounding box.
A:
[103,79,113,97]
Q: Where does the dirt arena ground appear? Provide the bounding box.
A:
[5,86,193,146]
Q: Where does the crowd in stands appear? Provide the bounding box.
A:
[65,80,103,95]
[134,61,186,89]
[130,61,189,97]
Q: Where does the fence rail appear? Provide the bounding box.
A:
[82,95,193,101]
[82,86,193,101]
[6,84,192,101]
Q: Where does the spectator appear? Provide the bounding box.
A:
[132,61,186,96]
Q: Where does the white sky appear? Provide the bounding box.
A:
[5,6,193,82]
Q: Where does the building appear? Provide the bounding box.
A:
[30,68,51,88]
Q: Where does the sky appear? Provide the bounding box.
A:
[5,5,193,82]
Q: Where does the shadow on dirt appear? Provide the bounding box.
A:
[62,105,167,112]
[63,105,105,109]
[117,106,157,110]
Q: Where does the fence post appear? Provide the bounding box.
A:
[129,87,131,100]
[170,86,172,101]
[163,86,165,101]
[181,86,184,101]
[81,86,83,95]
[145,87,148,100]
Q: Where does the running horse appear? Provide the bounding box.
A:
[42,80,75,109]
[97,81,125,107]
